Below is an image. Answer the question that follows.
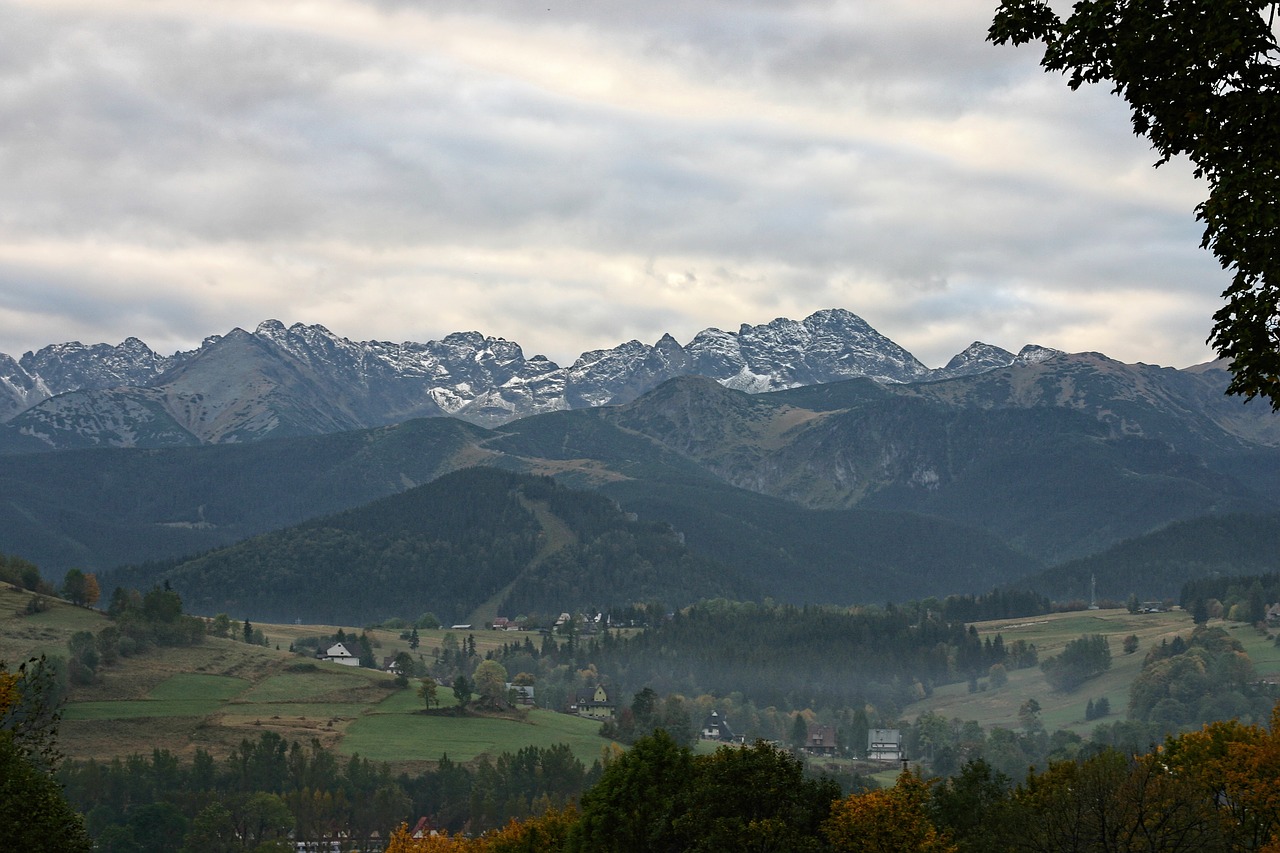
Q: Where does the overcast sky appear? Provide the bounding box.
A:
[0,0,1228,369]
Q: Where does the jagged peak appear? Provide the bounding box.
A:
[802,307,875,331]
[1017,344,1064,364]
[570,339,652,368]
[943,341,1016,372]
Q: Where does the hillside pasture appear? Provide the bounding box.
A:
[0,587,610,768]
[0,586,105,663]
[64,674,250,720]
[903,607,1203,734]
[342,703,614,766]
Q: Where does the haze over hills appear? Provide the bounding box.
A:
[0,309,1056,448]
[1014,511,1280,602]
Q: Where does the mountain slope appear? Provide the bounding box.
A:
[598,478,1043,603]
[593,374,1274,562]
[1,353,1276,589]
[1013,512,1280,601]
[104,468,753,624]
[0,417,489,571]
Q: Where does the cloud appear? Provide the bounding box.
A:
[0,0,1226,371]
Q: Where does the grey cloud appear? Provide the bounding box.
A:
[0,0,1229,372]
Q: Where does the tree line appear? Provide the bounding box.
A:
[57,732,599,852]
[383,710,1280,852]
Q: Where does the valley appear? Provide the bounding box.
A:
[9,580,1280,770]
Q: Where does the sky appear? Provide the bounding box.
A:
[0,0,1229,370]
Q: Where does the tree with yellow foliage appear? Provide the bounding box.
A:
[1163,705,1280,850]
[823,770,957,853]
[482,804,579,853]
[383,823,482,852]
[83,572,100,608]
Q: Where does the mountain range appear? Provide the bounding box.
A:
[0,309,1057,449]
[2,308,1278,616]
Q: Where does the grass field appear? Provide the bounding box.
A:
[64,674,251,720]
[0,585,614,768]
[343,704,615,765]
[901,606,1280,734]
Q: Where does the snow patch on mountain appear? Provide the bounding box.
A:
[0,309,1055,446]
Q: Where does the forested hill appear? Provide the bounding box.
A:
[1012,511,1280,601]
[104,468,750,624]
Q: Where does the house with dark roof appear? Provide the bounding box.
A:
[571,685,615,719]
[320,642,360,667]
[700,710,740,743]
[506,683,536,706]
[803,723,838,756]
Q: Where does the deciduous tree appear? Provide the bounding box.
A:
[418,679,439,710]
[566,729,693,853]
[61,568,88,605]
[823,770,956,853]
[0,658,92,853]
[474,661,509,709]
[82,573,100,608]
[990,0,1280,409]
[676,740,840,853]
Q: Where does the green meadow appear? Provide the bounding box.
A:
[63,673,250,720]
[1,586,614,768]
[902,606,1280,734]
[343,704,616,765]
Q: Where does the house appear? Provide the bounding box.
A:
[803,723,838,756]
[700,710,739,742]
[321,642,360,667]
[868,728,903,761]
[505,683,536,706]
[571,685,615,719]
[491,617,513,630]
[382,656,409,675]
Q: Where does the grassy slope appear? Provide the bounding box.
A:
[901,607,1280,734]
[0,586,613,769]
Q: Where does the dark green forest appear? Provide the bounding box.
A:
[105,469,746,624]
[1022,512,1280,601]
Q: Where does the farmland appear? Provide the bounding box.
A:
[903,606,1280,734]
[1,586,614,768]
[9,583,1280,774]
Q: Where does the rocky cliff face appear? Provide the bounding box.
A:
[0,308,1092,450]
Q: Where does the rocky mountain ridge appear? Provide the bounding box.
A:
[4,347,1275,595]
[0,309,1060,449]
